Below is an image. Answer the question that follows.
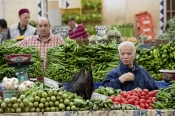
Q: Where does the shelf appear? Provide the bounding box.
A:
[60,7,81,10]
[81,6,101,10]
[82,20,102,23]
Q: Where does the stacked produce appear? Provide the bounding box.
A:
[108,88,157,109]
[0,40,43,81]
[136,42,175,80]
[95,86,122,96]
[153,81,175,109]
[159,16,175,42]
[45,39,119,82]
[29,20,37,27]
[85,25,96,35]
[82,12,102,21]
[82,0,101,10]
[62,13,81,24]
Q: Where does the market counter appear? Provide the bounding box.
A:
[2,110,175,116]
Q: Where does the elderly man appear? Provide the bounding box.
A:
[14,17,65,70]
[101,41,157,91]
[8,8,36,40]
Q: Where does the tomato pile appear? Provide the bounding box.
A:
[108,89,157,109]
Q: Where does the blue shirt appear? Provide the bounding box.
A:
[101,61,157,91]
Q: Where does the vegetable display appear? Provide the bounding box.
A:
[62,13,81,24]
[136,42,175,80]
[95,86,122,96]
[45,39,119,82]
[0,41,43,81]
[153,81,175,109]
[108,88,157,109]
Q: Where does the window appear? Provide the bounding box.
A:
[166,0,175,21]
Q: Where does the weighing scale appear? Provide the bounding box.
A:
[5,54,34,83]
[159,70,175,82]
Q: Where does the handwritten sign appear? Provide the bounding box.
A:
[95,25,108,36]
[52,25,69,39]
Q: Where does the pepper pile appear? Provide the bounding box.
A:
[153,81,175,109]
[95,86,122,96]
[45,39,119,82]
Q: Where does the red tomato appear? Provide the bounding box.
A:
[128,99,135,104]
[146,99,152,104]
[140,103,145,108]
[124,101,129,104]
[134,101,139,105]
[135,105,140,108]
[145,103,149,109]
[127,91,132,95]
[137,88,142,94]
[149,90,157,97]
[131,89,137,93]
[149,97,153,100]
[140,96,146,99]
[141,91,146,96]
[143,89,149,93]
[126,95,130,100]
[131,96,139,101]
[114,97,122,102]
[120,91,127,98]
[121,97,127,102]
[140,99,146,103]
[113,101,120,105]
[152,97,157,102]
[148,106,154,109]
[132,92,137,96]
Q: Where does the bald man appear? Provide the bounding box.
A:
[14,17,65,70]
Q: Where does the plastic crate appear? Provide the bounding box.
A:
[140,44,154,50]
[117,27,133,37]
[3,89,17,99]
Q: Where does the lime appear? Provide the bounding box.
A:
[59,103,65,110]
[39,103,44,109]
[23,99,29,106]
[24,107,29,112]
[57,96,61,100]
[4,98,10,104]
[45,102,49,107]
[29,97,34,103]
[71,105,76,111]
[45,107,50,112]
[46,97,50,102]
[0,99,3,105]
[51,96,56,102]
[64,99,70,105]
[66,106,71,111]
[0,108,4,113]
[29,107,35,112]
[49,101,54,107]
[7,103,12,107]
[10,108,16,113]
[5,108,10,113]
[55,107,59,111]
[62,94,67,99]
[17,99,21,103]
[20,95,25,100]
[50,107,55,112]
[58,91,63,96]
[37,90,43,97]
[48,90,54,97]
[29,102,33,108]
[13,103,18,109]
[32,92,37,98]
[36,108,40,112]
[42,92,48,98]
[69,102,73,107]
[19,102,24,109]
[53,91,57,96]
[10,97,17,104]
[33,102,39,108]
[16,108,21,113]
[35,96,40,102]
[54,101,59,106]
[40,98,46,103]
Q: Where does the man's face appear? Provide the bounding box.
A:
[68,21,75,29]
[19,13,30,26]
[37,19,51,37]
[119,46,136,67]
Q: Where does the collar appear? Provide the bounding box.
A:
[70,23,78,31]
[18,22,27,30]
[37,34,51,42]
[120,61,139,72]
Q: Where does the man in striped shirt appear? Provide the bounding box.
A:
[67,18,88,39]
[14,17,65,70]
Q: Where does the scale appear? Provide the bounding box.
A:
[159,70,175,82]
[5,54,34,83]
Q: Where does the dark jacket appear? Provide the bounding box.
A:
[101,61,157,91]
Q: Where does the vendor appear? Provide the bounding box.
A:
[67,18,88,39]
[101,41,157,91]
[7,8,37,40]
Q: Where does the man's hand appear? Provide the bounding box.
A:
[119,72,134,83]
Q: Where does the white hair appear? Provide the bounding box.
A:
[118,41,136,54]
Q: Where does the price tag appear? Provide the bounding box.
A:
[43,77,59,88]
[95,25,108,36]
[52,25,69,39]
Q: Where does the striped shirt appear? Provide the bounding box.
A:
[68,24,88,39]
[14,34,65,70]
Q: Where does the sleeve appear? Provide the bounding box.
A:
[82,26,88,39]
[14,38,27,47]
[101,70,122,89]
[144,70,158,91]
